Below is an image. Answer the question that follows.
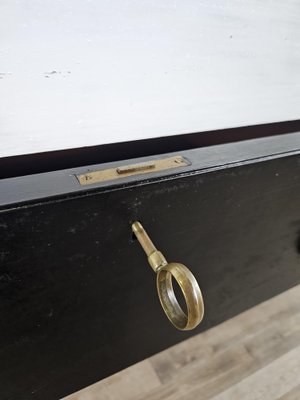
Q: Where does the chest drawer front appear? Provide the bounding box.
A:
[1,152,300,399]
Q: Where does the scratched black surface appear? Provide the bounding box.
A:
[0,153,300,399]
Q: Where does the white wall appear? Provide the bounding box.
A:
[1,0,300,157]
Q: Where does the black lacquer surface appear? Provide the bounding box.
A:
[0,135,300,399]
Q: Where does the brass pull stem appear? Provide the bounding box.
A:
[132,221,204,331]
[132,221,167,272]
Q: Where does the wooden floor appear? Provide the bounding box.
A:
[64,285,300,400]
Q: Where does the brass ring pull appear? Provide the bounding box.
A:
[132,221,204,331]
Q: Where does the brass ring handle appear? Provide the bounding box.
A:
[132,221,204,331]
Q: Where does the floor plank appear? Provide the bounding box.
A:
[277,384,300,400]
[210,346,300,400]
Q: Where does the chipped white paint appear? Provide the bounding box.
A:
[0,0,300,157]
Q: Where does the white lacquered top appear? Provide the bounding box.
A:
[1,0,300,157]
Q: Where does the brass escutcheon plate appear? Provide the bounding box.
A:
[76,155,190,185]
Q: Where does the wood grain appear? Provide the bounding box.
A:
[277,385,300,400]
[64,284,300,400]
